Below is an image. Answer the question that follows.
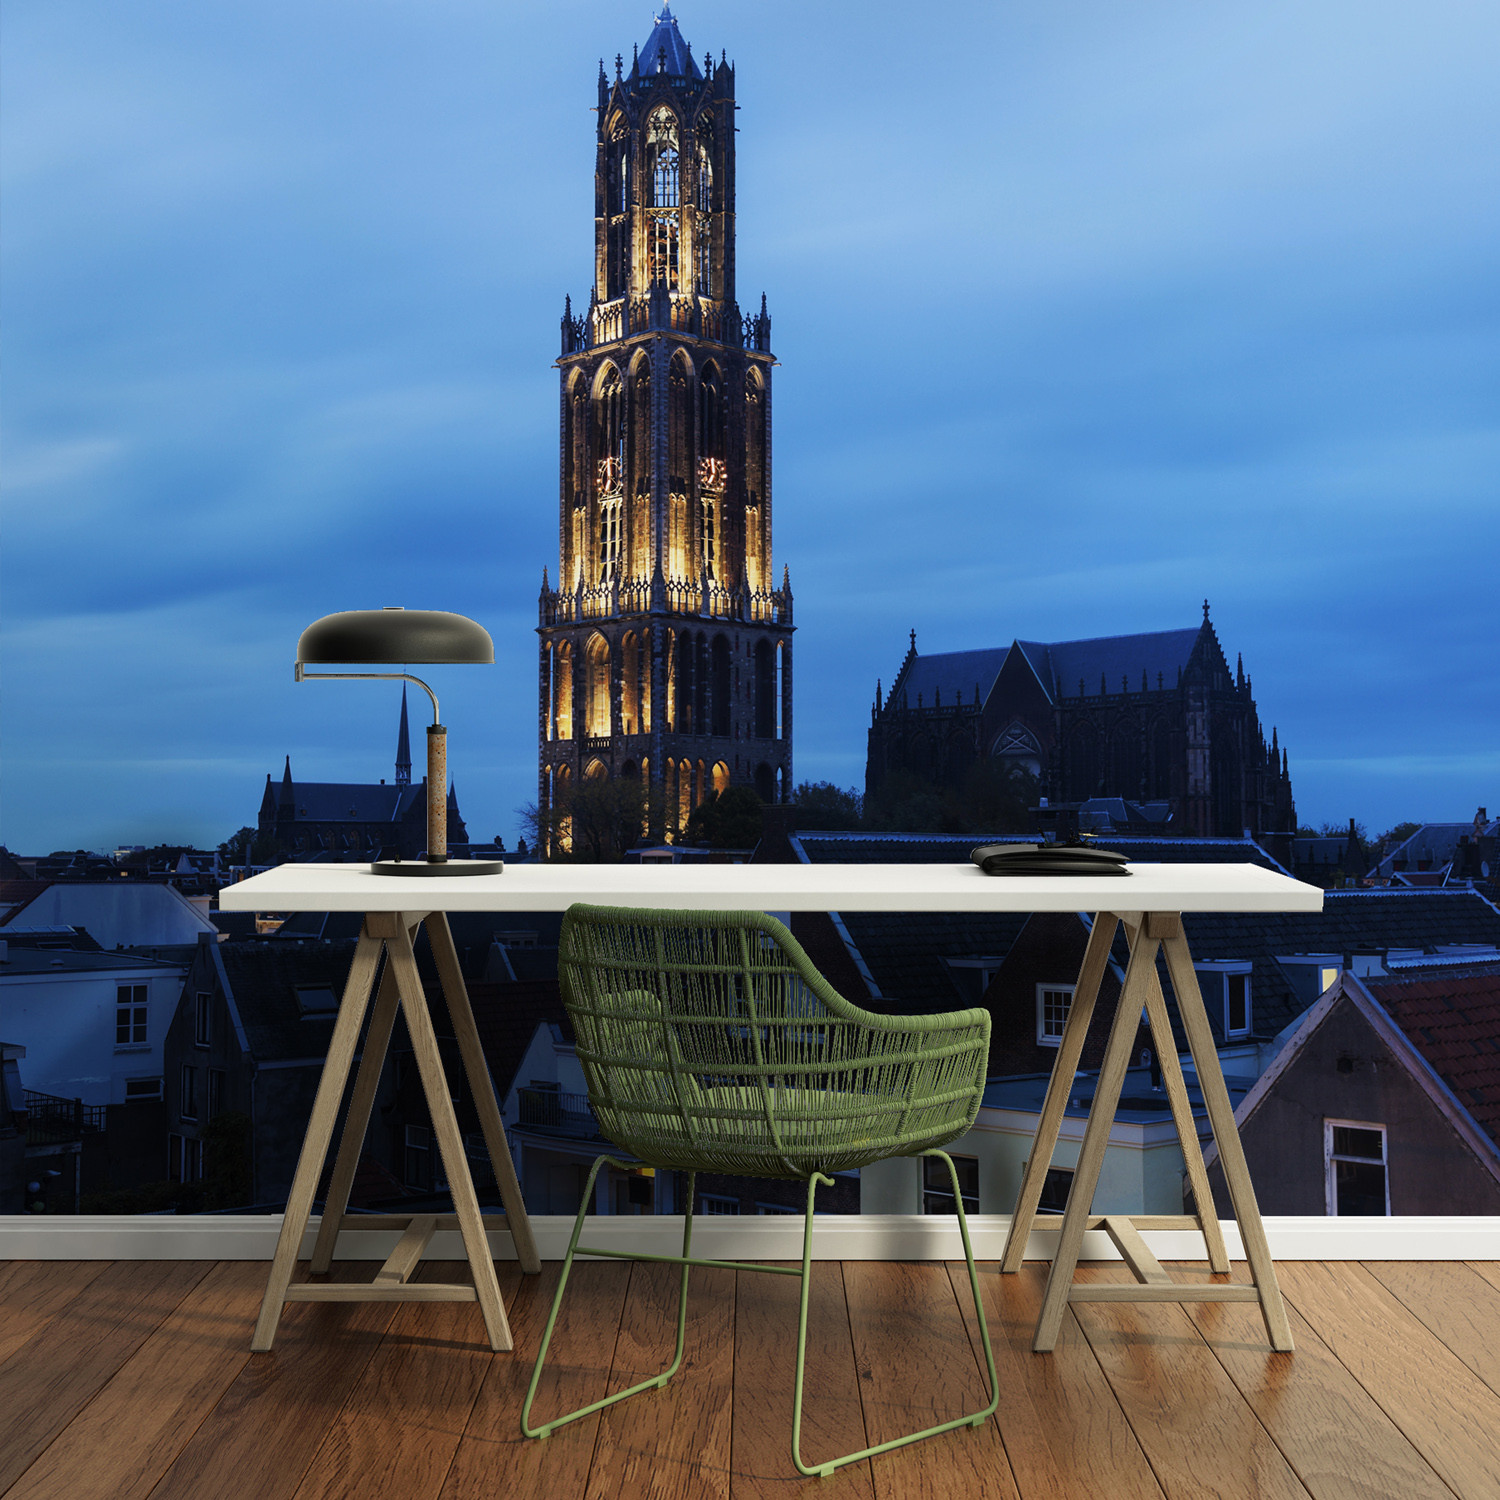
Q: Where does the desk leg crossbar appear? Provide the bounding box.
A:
[251,911,541,1352]
[1000,910,1293,1354]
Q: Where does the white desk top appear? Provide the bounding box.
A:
[218,860,1323,915]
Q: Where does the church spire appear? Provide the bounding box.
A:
[395,686,412,787]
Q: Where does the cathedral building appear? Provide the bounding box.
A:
[865,606,1297,841]
[257,690,471,861]
[538,7,793,847]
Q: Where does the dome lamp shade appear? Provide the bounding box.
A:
[296,608,494,666]
[293,607,502,877]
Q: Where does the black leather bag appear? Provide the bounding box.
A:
[970,840,1131,877]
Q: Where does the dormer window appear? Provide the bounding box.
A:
[1195,962,1254,1038]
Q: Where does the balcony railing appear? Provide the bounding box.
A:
[24,1089,107,1145]
[540,572,791,625]
[561,287,772,354]
[516,1087,602,1139]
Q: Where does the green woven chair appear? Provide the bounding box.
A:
[521,904,998,1478]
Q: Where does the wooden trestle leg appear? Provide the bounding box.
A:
[251,909,537,1353]
[1000,912,1117,1273]
[251,923,385,1351]
[1026,910,1292,1354]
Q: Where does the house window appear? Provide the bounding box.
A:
[699,1193,740,1215]
[125,1078,162,1102]
[295,986,338,1017]
[116,984,148,1045]
[755,1202,797,1215]
[183,1136,203,1181]
[194,991,211,1048]
[1036,984,1074,1047]
[1325,1119,1388,1216]
[168,1133,183,1182]
[1225,971,1251,1036]
[208,1069,225,1118]
[404,1125,431,1189]
[180,1066,199,1121]
[923,1155,979,1215]
[1196,963,1254,1038]
[1038,1166,1075,1214]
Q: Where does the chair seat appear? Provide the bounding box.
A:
[597,1080,979,1179]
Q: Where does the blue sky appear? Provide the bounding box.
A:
[3,0,1497,853]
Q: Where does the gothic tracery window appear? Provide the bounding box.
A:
[645,109,681,288]
[599,497,621,582]
[647,109,679,208]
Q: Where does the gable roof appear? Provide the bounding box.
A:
[891,648,1008,708]
[0,881,218,950]
[273,782,424,824]
[889,626,1204,710]
[1205,972,1500,1187]
[1368,969,1500,1150]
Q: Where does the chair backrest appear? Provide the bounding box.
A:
[558,904,990,1180]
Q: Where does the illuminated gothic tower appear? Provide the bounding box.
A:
[538,7,793,845]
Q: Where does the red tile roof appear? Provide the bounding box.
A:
[1370,971,1500,1149]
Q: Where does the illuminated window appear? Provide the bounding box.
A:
[648,120,679,206]
[695,215,712,295]
[696,136,712,212]
[700,495,716,576]
[1036,984,1074,1047]
[599,497,622,582]
[649,215,679,288]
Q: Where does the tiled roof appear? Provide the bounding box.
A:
[1185,889,1500,959]
[891,627,1203,709]
[793,832,1285,871]
[891,649,1007,708]
[218,940,359,1062]
[1368,969,1500,1150]
[1182,889,1500,1040]
[634,5,702,81]
[837,910,1030,1016]
[466,979,567,1101]
[1044,629,1202,698]
[273,783,423,824]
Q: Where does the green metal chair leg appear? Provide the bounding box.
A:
[790,1153,1000,1478]
[522,1161,697,1439]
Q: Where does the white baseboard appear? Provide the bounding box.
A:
[1,1213,1496,1262]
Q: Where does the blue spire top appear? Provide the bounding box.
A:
[636,5,702,80]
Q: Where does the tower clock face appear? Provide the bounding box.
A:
[697,457,726,491]
[597,456,622,493]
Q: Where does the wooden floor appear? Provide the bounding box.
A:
[2,1256,1500,1500]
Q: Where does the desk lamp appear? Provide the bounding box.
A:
[295,607,504,876]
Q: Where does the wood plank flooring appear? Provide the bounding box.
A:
[2,1257,1497,1500]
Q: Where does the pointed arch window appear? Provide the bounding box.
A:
[646,109,679,208]
[595,368,625,487]
[696,141,712,212]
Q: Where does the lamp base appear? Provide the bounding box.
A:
[370,858,505,878]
